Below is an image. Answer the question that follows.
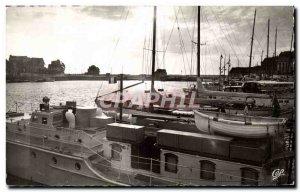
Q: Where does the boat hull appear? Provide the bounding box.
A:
[194,110,286,138]
[6,141,113,186]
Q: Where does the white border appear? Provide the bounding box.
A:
[1,0,298,192]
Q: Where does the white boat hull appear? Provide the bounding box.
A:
[194,110,286,138]
[6,140,114,186]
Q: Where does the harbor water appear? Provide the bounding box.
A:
[6,80,196,113]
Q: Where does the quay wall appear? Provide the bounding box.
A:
[7,73,223,82]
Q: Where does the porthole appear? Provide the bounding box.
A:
[77,139,82,143]
[31,151,36,158]
[54,134,60,140]
[75,162,81,170]
[52,157,57,164]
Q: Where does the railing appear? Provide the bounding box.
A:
[6,121,275,186]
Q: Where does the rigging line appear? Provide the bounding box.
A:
[209,7,241,66]
[204,8,227,55]
[190,7,197,76]
[159,8,180,69]
[201,11,207,75]
[96,81,144,98]
[217,6,248,66]
[96,81,103,99]
[143,43,145,74]
[108,7,130,67]
[202,10,226,55]
[146,25,152,75]
[210,7,241,64]
[174,8,192,74]
[178,29,192,74]
[142,29,146,74]
[178,34,187,76]
[204,39,207,75]
[242,12,265,52]
[159,13,166,69]
[179,6,193,42]
[207,43,215,74]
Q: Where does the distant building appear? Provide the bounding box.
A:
[229,66,261,78]
[229,51,294,78]
[7,55,45,77]
[48,60,65,74]
[154,69,167,80]
[261,51,294,76]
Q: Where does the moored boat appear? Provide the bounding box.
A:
[194,110,286,138]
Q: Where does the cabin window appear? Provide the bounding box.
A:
[164,153,178,173]
[52,157,57,164]
[31,151,36,158]
[75,162,81,170]
[42,117,47,124]
[241,167,259,186]
[200,160,216,180]
[111,143,122,161]
[31,115,38,123]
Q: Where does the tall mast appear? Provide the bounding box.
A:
[273,26,277,76]
[267,18,270,58]
[197,6,201,77]
[223,55,226,78]
[227,55,231,83]
[248,9,256,76]
[274,26,277,58]
[151,6,157,92]
[288,29,294,76]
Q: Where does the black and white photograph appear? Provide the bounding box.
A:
[4,2,296,187]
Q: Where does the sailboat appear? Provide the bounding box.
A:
[6,6,292,187]
[95,7,292,120]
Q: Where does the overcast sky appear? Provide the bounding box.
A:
[6,6,294,75]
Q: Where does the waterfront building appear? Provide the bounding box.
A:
[261,51,294,76]
[6,55,45,77]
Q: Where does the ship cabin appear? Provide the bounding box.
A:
[6,98,288,186]
[94,122,285,186]
[29,110,64,129]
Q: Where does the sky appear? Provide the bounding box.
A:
[6,6,294,75]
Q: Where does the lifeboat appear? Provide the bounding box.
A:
[194,110,286,138]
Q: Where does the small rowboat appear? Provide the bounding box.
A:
[194,110,287,138]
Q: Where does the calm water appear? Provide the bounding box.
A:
[6,80,194,113]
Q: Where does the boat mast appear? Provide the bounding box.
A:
[197,6,201,77]
[219,54,223,91]
[248,9,256,76]
[267,18,270,58]
[288,29,294,77]
[227,55,231,84]
[149,6,157,111]
[119,74,123,121]
[223,55,226,83]
[274,26,277,75]
[151,6,157,92]
[274,26,277,57]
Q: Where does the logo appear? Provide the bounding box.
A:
[272,169,285,180]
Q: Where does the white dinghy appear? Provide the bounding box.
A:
[194,110,287,138]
